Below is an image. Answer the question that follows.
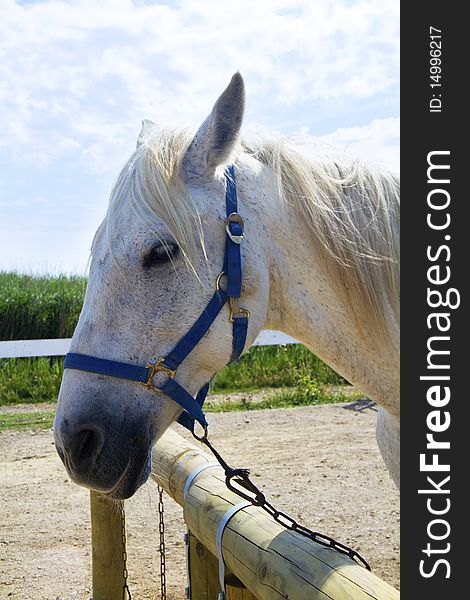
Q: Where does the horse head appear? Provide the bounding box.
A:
[54,74,271,498]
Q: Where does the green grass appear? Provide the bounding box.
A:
[0,271,86,341]
[0,383,361,431]
[0,346,346,407]
[0,357,64,405]
[0,410,56,432]
[212,344,345,391]
[0,272,349,409]
[206,384,361,413]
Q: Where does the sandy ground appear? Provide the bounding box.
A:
[0,402,399,599]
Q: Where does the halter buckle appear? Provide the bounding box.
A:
[142,358,176,391]
[229,297,251,323]
[225,213,245,244]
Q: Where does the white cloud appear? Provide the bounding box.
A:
[0,115,399,273]
[290,118,399,173]
[0,1,399,274]
[318,117,400,171]
[0,0,399,171]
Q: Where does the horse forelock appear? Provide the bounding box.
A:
[92,128,207,276]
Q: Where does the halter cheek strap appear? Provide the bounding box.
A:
[63,165,249,432]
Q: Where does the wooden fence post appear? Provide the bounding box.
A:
[187,531,257,599]
[90,491,130,600]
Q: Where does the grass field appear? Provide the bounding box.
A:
[0,345,346,406]
[0,272,359,430]
[0,272,86,341]
[0,410,54,432]
[0,384,361,432]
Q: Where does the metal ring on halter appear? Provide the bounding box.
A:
[215,271,226,292]
[225,213,245,244]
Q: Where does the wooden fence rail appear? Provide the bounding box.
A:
[149,428,399,600]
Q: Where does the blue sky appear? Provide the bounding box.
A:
[0,0,399,274]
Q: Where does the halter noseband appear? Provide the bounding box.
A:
[63,165,249,433]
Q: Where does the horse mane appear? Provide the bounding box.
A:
[100,128,399,349]
[245,136,400,351]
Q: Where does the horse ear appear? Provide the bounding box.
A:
[137,119,157,148]
[183,72,245,176]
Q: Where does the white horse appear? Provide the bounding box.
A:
[54,73,399,499]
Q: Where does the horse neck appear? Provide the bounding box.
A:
[246,163,399,414]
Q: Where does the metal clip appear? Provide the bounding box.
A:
[225,213,245,244]
[192,423,209,443]
[229,297,250,323]
[225,469,266,506]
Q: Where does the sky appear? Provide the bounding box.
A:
[0,0,399,274]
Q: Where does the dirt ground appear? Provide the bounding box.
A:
[0,402,399,599]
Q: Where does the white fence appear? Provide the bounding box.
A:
[0,330,299,359]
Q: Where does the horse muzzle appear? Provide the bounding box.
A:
[53,412,153,499]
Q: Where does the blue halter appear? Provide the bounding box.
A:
[63,165,249,433]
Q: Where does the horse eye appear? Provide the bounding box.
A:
[143,242,179,268]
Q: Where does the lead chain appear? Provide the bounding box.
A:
[196,431,371,571]
[120,504,132,599]
[158,485,167,600]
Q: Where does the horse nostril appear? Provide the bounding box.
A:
[66,427,102,473]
